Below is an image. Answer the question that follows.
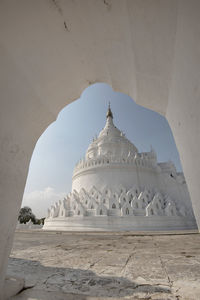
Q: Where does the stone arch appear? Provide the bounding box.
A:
[138,192,149,208]
[153,193,164,207]
[119,193,128,206]
[131,196,142,210]
[58,199,68,217]
[103,198,107,204]
[96,204,107,216]
[49,205,56,219]
[131,196,146,216]
[1,2,200,295]
[165,202,178,216]
[88,198,98,210]
[111,192,119,201]
[141,189,152,201]
[146,201,162,216]
[117,184,126,195]
[102,186,112,198]
[151,195,163,212]
[89,186,99,198]
[74,204,85,216]
[109,198,119,210]
[127,187,139,202]
[52,202,60,218]
[121,202,133,216]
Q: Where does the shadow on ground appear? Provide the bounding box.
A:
[9,257,171,299]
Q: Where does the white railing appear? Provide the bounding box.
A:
[73,156,155,176]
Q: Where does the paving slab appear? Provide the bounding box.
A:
[7,230,200,300]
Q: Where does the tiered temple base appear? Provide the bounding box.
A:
[43,216,197,232]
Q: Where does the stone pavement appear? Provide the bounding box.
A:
[7,230,200,299]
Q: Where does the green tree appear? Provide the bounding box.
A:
[18,206,36,224]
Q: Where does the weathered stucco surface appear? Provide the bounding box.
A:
[8,230,200,300]
[0,0,200,297]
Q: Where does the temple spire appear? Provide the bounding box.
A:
[106,102,113,119]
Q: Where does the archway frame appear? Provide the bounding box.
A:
[0,0,200,297]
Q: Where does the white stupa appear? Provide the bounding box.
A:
[43,105,197,231]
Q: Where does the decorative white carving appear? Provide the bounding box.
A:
[46,185,188,219]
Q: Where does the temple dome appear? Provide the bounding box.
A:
[86,106,138,159]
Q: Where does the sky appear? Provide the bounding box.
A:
[22,83,183,218]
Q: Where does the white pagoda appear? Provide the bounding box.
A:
[43,105,196,231]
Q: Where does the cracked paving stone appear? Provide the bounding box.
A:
[8,230,200,300]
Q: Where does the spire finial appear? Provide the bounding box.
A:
[106,102,113,119]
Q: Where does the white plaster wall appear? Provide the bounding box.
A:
[166,0,200,230]
[0,0,200,297]
[72,164,192,216]
[43,216,197,232]
[72,167,139,192]
[72,166,159,193]
[160,174,193,214]
[136,168,160,191]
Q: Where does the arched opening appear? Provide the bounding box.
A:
[8,82,196,298]
[100,209,103,215]
[112,203,116,209]
[1,0,200,295]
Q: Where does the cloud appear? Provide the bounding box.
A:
[22,187,65,218]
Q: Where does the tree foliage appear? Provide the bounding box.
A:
[18,206,36,224]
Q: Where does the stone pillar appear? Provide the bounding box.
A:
[0,151,30,297]
[0,46,55,298]
[166,0,200,229]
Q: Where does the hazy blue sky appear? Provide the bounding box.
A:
[22,83,182,217]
